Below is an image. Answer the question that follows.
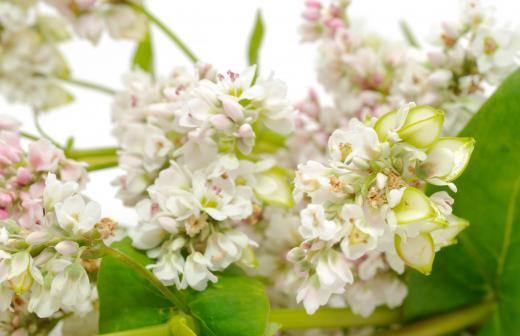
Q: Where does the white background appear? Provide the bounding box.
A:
[1,0,518,224]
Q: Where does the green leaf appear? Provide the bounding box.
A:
[404,68,520,335]
[98,239,271,336]
[185,275,270,336]
[247,10,265,67]
[97,238,172,333]
[132,27,154,75]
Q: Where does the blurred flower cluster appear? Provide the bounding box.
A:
[0,0,146,110]
[299,0,520,135]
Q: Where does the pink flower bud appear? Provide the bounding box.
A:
[28,139,64,172]
[0,193,12,207]
[324,18,345,31]
[305,0,322,9]
[303,8,321,22]
[0,209,8,220]
[15,167,33,185]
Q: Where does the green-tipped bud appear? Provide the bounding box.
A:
[395,233,435,275]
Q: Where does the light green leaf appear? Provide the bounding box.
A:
[132,27,154,75]
[97,239,172,333]
[247,10,265,67]
[404,69,520,335]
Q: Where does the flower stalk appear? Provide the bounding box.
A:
[270,307,402,330]
[57,76,117,95]
[378,301,496,336]
[126,1,199,63]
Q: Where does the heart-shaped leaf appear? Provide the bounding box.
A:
[404,68,520,335]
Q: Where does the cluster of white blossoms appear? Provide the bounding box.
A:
[289,104,475,314]
[300,0,520,135]
[112,64,295,290]
[0,116,112,334]
[0,0,146,110]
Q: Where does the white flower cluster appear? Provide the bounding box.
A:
[300,0,520,135]
[112,65,295,290]
[289,104,475,314]
[0,1,72,109]
[45,0,147,43]
[0,119,107,323]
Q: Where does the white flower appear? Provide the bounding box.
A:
[204,230,252,270]
[184,252,217,291]
[51,263,91,313]
[296,274,339,315]
[339,204,379,259]
[299,204,339,241]
[315,250,353,288]
[43,173,78,210]
[55,195,101,235]
[192,170,253,222]
[148,238,186,288]
[328,119,380,164]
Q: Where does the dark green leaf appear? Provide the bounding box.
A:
[132,28,154,75]
[98,239,271,336]
[97,238,172,333]
[404,68,520,335]
[185,275,270,336]
[247,10,265,67]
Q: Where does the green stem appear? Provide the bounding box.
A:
[67,147,119,159]
[128,1,199,63]
[101,246,190,313]
[270,307,402,330]
[98,324,169,336]
[20,131,40,141]
[58,77,117,95]
[378,301,495,336]
[33,109,63,149]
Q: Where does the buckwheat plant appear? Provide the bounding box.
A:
[289,103,475,314]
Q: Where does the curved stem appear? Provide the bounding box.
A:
[127,1,199,63]
[270,307,402,330]
[58,77,117,95]
[101,246,190,314]
[33,110,63,149]
[378,301,495,336]
[20,131,40,142]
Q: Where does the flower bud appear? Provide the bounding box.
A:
[395,233,435,275]
[375,106,444,148]
[26,231,51,245]
[222,98,244,122]
[209,115,234,132]
[55,240,80,255]
[422,137,475,182]
[392,187,435,224]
